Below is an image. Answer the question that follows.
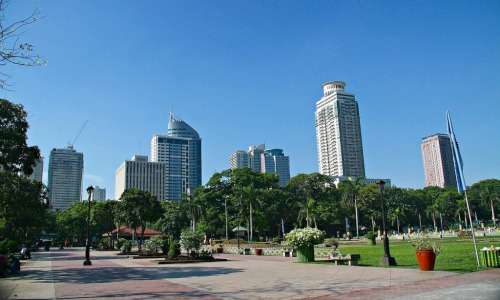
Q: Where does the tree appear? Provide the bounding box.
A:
[469,179,500,227]
[0,99,40,175]
[0,0,45,89]
[339,178,364,238]
[288,173,336,229]
[0,171,47,242]
[92,201,119,247]
[118,189,163,252]
[155,200,189,240]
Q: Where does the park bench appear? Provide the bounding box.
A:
[329,254,360,266]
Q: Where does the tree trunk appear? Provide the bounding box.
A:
[371,216,375,233]
[432,212,437,232]
[354,196,359,239]
[491,199,496,227]
[306,204,310,227]
[439,213,444,234]
[225,197,228,240]
[418,213,422,232]
[397,216,400,234]
[281,218,285,238]
[464,211,468,228]
[458,213,463,230]
[249,202,253,241]
[140,227,146,252]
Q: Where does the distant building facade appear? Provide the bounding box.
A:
[114,155,165,201]
[150,114,202,200]
[421,133,457,188]
[315,81,365,178]
[230,144,291,187]
[28,157,43,182]
[261,149,290,187]
[230,150,249,169]
[93,186,106,201]
[48,146,83,211]
[332,176,391,187]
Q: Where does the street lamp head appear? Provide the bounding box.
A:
[376,180,385,191]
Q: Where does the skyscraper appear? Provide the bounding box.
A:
[230,150,249,169]
[93,186,106,201]
[151,114,201,200]
[261,149,290,187]
[248,144,265,173]
[421,133,457,188]
[48,146,83,211]
[315,81,365,177]
[115,155,165,200]
[230,145,291,187]
[28,157,43,183]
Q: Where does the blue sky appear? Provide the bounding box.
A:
[3,0,499,198]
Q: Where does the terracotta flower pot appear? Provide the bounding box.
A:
[416,249,436,271]
[255,248,263,256]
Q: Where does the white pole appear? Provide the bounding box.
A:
[464,189,480,268]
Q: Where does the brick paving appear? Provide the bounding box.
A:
[1,248,499,299]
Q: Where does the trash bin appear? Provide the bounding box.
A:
[481,246,500,268]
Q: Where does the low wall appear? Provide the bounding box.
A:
[208,244,334,257]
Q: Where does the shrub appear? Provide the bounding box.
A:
[115,238,126,250]
[285,227,325,249]
[0,240,19,254]
[120,240,132,254]
[143,239,158,254]
[168,238,180,258]
[366,232,376,245]
[97,237,112,250]
[180,230,204,255]
[150,236,169,255]
[323,238,339,248]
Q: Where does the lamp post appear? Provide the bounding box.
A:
[377,180,396,266]
[83,185,94,266]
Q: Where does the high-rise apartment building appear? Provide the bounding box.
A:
[48,146,83,211]
[115,155,165,200]
[421,133,457,188]
[28,157,43,182]
[261,149,290,187]
[151,114,201,200]
[230,150,249,169]
[230,145,291,187]
[315,81,365,178]
[93,186,106,201]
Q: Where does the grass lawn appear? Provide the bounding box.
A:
[328,236,500,273]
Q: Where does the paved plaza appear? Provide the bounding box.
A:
[1,248,499,299]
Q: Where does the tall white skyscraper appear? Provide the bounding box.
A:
[48,146,83,211]
[151,114,202,201]
[421,133,457,188]
[315,81,365,178]
[28,157,43,183]
[93,186,106,201]
[115,155,165,200]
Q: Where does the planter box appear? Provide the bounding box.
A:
[297,246,315,262]
[255,248,263,256]
[481,247,500,268]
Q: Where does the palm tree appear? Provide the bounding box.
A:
[480,185,498,227]
[340,178,364,238]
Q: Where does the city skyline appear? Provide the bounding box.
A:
[3,1,499,197]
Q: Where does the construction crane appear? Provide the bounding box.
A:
[68,120,88,148]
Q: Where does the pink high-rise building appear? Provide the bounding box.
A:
[421,134,457,188]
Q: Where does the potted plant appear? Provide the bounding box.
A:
[285,227,325,262]
[412,237,440,271]
[216,244,224,254]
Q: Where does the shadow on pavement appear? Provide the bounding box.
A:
[17,265,244,284]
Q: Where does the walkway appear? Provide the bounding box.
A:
[0,248,499,299]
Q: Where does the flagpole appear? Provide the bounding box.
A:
[446,111,480,269]
[463,188,480,268]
